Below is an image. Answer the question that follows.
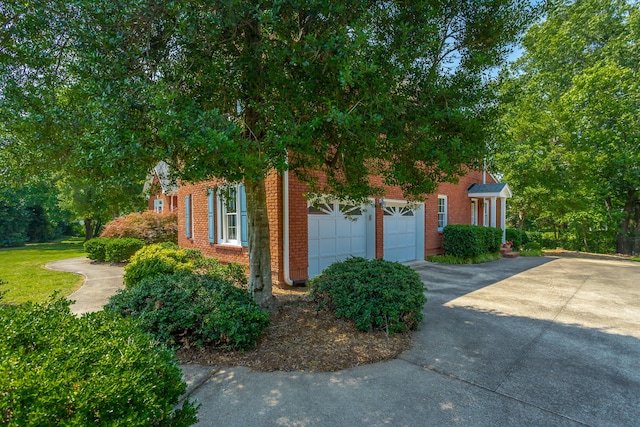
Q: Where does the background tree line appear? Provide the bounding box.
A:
[494,0,639,254]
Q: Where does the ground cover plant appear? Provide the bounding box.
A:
[0,296,198,426]
[309,257,426,334]
[427,252,502,264]
[100,211,178,244]
[107,271,269,350]
[0,239,86,304]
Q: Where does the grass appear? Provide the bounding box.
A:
[631,257,640,262]
[520,249,544,257]
[0,238,86,305]
[427,252,502,264]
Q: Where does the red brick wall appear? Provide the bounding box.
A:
[287,174,309,282]
[424,171,498,255]
[147,175,178,213]
[178,169,502,283]
[176,174,284,283]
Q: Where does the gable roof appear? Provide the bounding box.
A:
[143,161,177,196]
[467,183,512,198]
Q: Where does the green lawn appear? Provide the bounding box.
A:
[0,239,86,305]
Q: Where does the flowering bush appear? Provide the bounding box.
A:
[101,211,177,244]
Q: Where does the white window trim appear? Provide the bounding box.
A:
[437,195,448,232]
[153,198,164,214]
[217,185,241,246]
[471,199,478,226]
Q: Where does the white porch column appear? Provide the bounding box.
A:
[490,197,497,228]
[500,197,507,243]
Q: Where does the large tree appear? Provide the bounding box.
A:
[495,0,639,253]
[1,0,533,305]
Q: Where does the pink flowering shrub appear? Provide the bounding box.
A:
[101,211,177,244]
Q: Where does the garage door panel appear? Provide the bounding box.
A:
[319,238,336,254]
[308,220,319,239]
[318,220,336,238]
[308,240,319,258]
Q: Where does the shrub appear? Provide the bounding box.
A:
[443,225,502,257]
[83,237,111,262]
[124,244,247,288]
[524,241,542,250]
[123,243,195,287]
[106,272,270,350]
[104,237,145,263]
[101,211,178,244]
[505,229,531,251]
[308,257,426,334]
[0,297,198,426]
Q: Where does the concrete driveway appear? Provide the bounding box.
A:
[188,256,640,426]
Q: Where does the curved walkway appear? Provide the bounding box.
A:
[46,257,124,315]
[46,256,640,426]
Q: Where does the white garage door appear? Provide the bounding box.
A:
[308,202,371,278]
[383,204,421,262]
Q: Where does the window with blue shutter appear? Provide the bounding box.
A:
[239,184,248,247]
[185,195,192,238]
[208,189,215,243]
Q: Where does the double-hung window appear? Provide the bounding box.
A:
[437,195,447,232]
[153,198,164,213]
[217,184,248,246]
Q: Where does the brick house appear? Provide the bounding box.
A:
[144,161,179,214]
[176,169,511,285]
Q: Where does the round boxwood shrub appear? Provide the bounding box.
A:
[0,297,198,426]
[106,272,269,350]
[308,257,427,334]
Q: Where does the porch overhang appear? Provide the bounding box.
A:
[467,183,512,199]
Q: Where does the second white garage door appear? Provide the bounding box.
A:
[383,203,424,262]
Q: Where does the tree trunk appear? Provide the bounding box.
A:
[84,218,93,241]
[244,178,274,308]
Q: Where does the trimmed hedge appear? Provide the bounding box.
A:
[104,238,145,263]
[442,225,502,257]
[106,272,269,350]
[84,237,145,263]
[124,244,247,288]
[0,297,198,426]
[308,257,426,334]
[83,237,111,262]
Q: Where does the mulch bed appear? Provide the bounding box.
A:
[176,285,413,372]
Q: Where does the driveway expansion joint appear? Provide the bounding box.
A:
[398,356,592,426]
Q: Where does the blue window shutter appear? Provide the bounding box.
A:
[185,195,191,239]
[239,184,248,247]
[208,189,215,243]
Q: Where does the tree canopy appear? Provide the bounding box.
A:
[495,0,639,253]
[1,0,534,303]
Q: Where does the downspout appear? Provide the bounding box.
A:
[282,170,293,285]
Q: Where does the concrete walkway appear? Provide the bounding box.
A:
[47,256,640,426]
[46,257,124,315]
